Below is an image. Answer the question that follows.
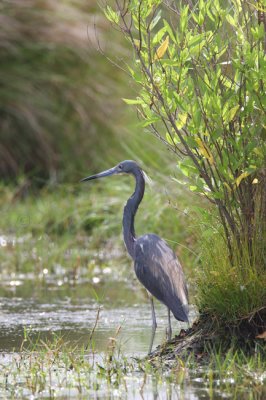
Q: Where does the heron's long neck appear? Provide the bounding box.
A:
[123,169,145,259]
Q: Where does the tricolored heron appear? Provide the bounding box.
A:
[81,160,189,353]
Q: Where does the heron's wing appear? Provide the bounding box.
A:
[134,234,189,322]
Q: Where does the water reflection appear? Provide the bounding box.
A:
[0,280,194,355]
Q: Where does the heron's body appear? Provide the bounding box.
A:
[82,160,189,352]
[135,234,188,322]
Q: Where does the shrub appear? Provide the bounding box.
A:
[103,0,266,323]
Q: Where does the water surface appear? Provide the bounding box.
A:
[0,278,264,399]
[0,279,193,355]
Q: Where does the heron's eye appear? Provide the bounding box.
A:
[118,164,123,170]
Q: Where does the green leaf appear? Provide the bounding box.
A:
[104,6,119,24]
[251,24,265,40]
[220,75,233,89]
[166,132,172,144]
[176,113,188,130]
[140,117,161,127]
[160,59,180,66]
[180,5,189,33]
[150,10,162,30]
[187,33,205,49]
[163,20,177,43]
[224,105,239,123]
[212,191,224,200]
[198,11,205,26]
[122,98,144,105]
[189,185,198,192]
[178,159,198,177]
[166,131,179,145]
[226,14,237,27]
[152,26,167,44]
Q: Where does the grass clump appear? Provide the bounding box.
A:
[191,345,266,399]
[1,333,132,398]
[152,204,266,359]
[196,209,266,337]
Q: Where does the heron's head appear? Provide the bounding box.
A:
[81,160,141,182]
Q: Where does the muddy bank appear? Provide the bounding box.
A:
[149,308,266,365]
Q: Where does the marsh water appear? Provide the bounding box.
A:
[0,278,190,354]
[0,274,265,399]
[0,276,193,399]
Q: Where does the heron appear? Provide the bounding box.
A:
[81,160,189,353]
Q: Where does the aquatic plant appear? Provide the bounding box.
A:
[0,323,265,399]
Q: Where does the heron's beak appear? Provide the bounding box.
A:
[80,167,117,182]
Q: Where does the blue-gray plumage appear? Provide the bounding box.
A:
[81,160,189,353]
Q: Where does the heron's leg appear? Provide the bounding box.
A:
[166,308,172,341]
[150,295,157,330]
[147,293,157,354]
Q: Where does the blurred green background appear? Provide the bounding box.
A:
[0,0,198,280]
[0,0,172,182]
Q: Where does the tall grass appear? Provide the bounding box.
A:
[196,204,266,327]
[0,0,182,183]
[0,0,132,181]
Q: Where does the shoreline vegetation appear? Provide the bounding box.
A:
[1,336,265,399]
[103,0,266,358]
[0,303,265,399]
